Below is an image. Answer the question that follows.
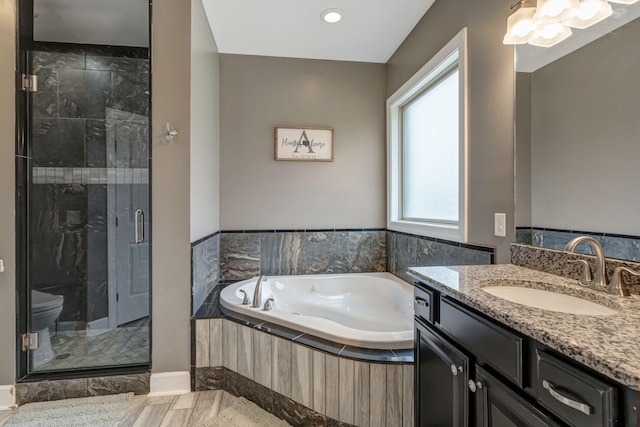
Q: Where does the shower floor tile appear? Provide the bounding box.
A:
[33,319,149,372]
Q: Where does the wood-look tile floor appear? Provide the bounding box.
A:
[0,390,239,427]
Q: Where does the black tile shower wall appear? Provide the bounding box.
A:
[192,233,221,316]
[28,44,149,326]
[219,229,387,281]
[386,230,495,282]
[516,227,640,262]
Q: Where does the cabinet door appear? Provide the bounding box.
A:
[474,366,560,427]
[416,319,470,427]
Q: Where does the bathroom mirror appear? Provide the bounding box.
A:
[514,3,640,262]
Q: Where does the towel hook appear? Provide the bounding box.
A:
[166,122,178,143]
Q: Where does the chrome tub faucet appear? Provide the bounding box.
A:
[252,275,267,308]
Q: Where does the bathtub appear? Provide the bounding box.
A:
[219,272,414,350]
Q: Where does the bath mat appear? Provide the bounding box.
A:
[4,393,133,427]
[203,397,292,427]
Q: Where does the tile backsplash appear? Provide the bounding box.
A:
[516,227,640,263]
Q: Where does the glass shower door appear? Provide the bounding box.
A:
[22,0,151,373]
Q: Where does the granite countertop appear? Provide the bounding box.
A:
[408,264,640,391]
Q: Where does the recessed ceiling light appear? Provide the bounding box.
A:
[321,9,342,24]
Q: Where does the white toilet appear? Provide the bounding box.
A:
[31,290,64,368]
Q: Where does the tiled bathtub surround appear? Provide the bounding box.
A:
[386,230,494,282]
[220,229,386,281]
[516,227,640,262]
[194,318,414,427]
[511,243,640,295]
[192,232,220,315]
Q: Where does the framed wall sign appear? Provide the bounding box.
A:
[275,126,334,161]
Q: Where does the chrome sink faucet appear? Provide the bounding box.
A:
[564,236,608,291]
[252,275,267,308]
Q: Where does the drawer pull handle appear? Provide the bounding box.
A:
[415,297,429,307]
[542,380,591,416]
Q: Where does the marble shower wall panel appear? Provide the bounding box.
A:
[32,118,85,167]
[387,230,494,282]
[219,230,386,281]
[192,233,220,316]
[86,55,150,118]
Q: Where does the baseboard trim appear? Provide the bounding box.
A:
[86,317,110,337]
[148,371,190,396]
[0,385,16,410]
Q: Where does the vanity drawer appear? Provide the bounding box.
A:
[536,350,617,427]
[414,285,434,324]
[439,297,524,387]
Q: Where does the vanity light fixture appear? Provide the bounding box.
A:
[528,22,573,46]
[503,1,538,44]
[321,9,342,24]
[504,0,625,47]
[535,0,580,23]
[565,0,612,29]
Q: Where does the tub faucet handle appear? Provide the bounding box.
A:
[238,290,251,305]
[263,298,275,311]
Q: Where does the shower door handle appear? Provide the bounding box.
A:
[134,209,144,245]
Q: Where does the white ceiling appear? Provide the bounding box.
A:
[202,0,436,63]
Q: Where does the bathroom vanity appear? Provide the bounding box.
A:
[410,264,640,426]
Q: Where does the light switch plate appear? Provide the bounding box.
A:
[494,213,506,237]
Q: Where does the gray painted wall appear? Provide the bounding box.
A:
[529,18,640,236]
[219,54,386,230]
[151,0,191,374]
[0,0,16,385]
[190,0,220,241]
[386,0,516,263]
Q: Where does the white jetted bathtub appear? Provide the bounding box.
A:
[220,272,414,350]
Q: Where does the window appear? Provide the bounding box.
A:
[387,28,468,242]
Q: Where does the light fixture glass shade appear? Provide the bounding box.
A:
[608,0,639,4]
[565,0,612,29]
[528,23,573,47]
[504,6,538,44]
[534,0,581,23]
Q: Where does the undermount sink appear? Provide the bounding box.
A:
[482,285,620,316]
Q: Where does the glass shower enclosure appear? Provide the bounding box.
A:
[17,0,151,376]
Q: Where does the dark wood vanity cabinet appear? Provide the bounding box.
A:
[414,279,639,427]
[415,318,470,426]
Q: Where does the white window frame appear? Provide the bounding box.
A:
[387,28,468,243]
